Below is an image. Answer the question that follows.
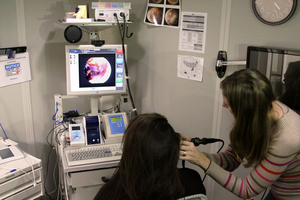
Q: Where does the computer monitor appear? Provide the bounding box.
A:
[65,44,127,96]
[247,46,300,113]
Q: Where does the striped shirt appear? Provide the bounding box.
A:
[205,101,300,199]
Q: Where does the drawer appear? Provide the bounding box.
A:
[0,167,42,199]
[5,182,43,200]
[68,184,101,200]
[67,167,116,187]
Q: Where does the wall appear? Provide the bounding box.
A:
[0,0,300,199]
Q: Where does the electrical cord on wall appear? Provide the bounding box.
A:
[114,13,138,117]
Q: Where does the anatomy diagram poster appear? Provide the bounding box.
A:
[177,55,203,82]
[0,52,31,88]
[144,0,180,27]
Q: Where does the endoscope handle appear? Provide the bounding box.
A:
[191,137,222,146]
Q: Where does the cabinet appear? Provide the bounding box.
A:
[60,147,119,200]
[0,151,43,200]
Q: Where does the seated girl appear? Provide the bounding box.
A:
[94,113,206,200]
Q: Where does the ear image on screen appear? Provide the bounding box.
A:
[66,44,127,96]
[84,57,111,83]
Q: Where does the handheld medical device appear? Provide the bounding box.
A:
[102,112,128,139]
[69,124,85,146]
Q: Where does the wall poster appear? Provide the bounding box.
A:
[144,0,180,28]
[0,52,31,88]
[179,12,207,54]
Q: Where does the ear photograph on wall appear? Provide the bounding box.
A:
[144,0,180,27]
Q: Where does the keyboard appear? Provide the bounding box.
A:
[65,143,122,166]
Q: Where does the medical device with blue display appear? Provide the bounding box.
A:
[69,124,85,146]
[102,112,128,139]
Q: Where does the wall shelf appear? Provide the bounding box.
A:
[60,19,133,32]
[60,19,133,44]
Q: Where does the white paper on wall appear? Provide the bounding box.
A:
[177,55,204,82]
[179,12,207,54]
[0,52,31,88]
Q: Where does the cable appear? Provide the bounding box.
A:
[0,123,8,139]
[261,189,267,200]
[52,102,65,125]
[44,138,56,200]
[181,137,225,182]
[114,13,138,117]
[23,152,37,187]
[44,121,69,200]
[47,146,59,197]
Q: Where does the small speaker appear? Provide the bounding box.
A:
[64,25,82,43]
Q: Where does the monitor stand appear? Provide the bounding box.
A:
[90,97,99,116]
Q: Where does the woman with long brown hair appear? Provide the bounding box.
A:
[95,113,206,200]
[180,69,300,200]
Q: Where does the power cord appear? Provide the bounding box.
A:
[182,137,225,182]
[52,102,65,125]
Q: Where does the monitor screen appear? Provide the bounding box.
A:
[66,44,127,96]
[247,46,300,113]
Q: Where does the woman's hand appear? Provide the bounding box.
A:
[181,134,192,141]
[180,140,211,171]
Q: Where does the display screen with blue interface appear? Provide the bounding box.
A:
[108,115,125,135]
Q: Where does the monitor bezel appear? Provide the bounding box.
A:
[65,44,127,96]
[246,46,300,68]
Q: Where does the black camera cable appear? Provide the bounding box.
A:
[182,137,224,182]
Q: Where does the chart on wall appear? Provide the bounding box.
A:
[177,55,203,82]
[179,12,207,54]
[144,0,180,27]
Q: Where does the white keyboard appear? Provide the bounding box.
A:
[65,143,122,166]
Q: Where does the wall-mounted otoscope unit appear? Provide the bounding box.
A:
[215,51,246,78]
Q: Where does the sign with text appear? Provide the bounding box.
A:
[0,52,31,88]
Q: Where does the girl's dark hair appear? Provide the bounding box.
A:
[220,69,276,167]
[94,113,184,200]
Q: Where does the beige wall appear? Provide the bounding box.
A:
[0,0,299,199]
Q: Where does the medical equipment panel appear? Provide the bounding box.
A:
[69,124,85,147]
[102,112,128,139]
